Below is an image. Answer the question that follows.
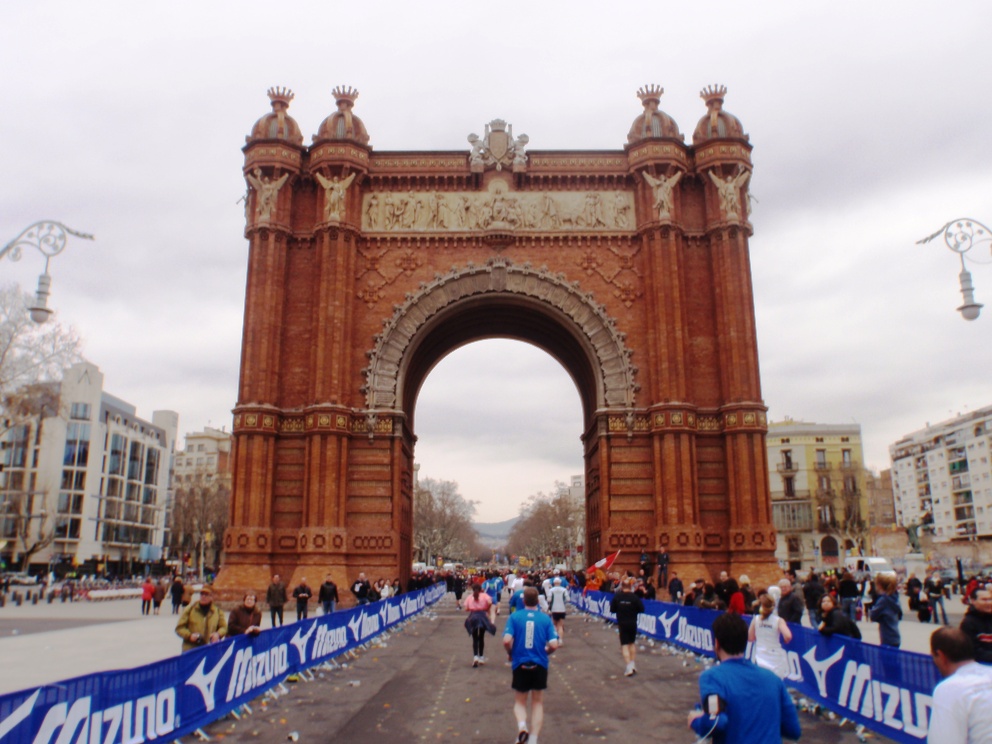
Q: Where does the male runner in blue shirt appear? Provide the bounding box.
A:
[503,587,559,744]
[688,612,801,743]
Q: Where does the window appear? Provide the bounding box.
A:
[63,423,91,467]
[197,444,206,452]
[109,434,127,476]
[815,449,827,467]
[842,449,852,465]
[144,449,160,485]
[782,450,793,469]
[70,402,91,420]
[784,476,796,498]
[127,441,145,480]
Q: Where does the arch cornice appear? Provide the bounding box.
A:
[361,258,639,416]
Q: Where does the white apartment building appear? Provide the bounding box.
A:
[890,406,992,542]
[0,361,177,575]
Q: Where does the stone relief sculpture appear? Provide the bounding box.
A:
[362,185,635,233]
[246,168,289,222]
[708,167,750,221]
[315,171,357,221]
[641,170,682,220]
[365,193,380,229]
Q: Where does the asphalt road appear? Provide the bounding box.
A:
[204,596,873,744]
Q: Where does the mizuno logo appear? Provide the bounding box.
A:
[185,644,235,712]
[658,611,679,638]
[290,621,317,664]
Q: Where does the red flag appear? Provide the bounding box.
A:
[586,550,620,575]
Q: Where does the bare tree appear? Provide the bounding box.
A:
[413,477,481,565]
[0,283,82,571]
[168,470,230,577]
[506,481,584,568]
[0,284,82,406]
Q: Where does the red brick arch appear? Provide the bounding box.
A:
[214,92,781,599]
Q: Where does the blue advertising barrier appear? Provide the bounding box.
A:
[0,583,445,744]
[571,589,939,743]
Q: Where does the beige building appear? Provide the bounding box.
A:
[168,427,232,573]
[767,419,872,572]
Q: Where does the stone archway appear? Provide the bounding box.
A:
[363,258,637,419]
[215,85,781,599]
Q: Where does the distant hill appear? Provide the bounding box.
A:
[474,517,519,548]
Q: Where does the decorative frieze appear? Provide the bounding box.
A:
[361,181,635,234]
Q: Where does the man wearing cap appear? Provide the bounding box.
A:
[175,585,227,653]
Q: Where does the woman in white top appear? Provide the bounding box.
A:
[748,593,793,678]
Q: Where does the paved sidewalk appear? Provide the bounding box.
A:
[0,596,186,694]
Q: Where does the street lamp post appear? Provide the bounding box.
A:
[918,218,991,321]
[2,221,93,323]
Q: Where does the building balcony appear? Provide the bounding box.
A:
[813,462,832,472]
[818,519,838,532]
[771,489,810,501]
[839,461,859,472]
[776,462,798,473]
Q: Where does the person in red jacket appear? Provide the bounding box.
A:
[140,578,155,616]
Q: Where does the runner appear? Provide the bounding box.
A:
[610,576,644,676]
[503,586,559,744]
[547,577,569,645]
[463,583,495,667]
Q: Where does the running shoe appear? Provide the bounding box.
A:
[516,729,529,743]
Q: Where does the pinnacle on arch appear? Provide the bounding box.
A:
[267,86,295,108]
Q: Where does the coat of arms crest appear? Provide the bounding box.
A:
[468,119,528,172]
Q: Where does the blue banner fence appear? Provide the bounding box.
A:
[570,589,939,744]
[0,583,446,744]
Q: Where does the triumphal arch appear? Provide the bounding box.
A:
[215,84,780,596]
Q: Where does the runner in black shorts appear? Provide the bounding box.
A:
[609,577,645,676]
[512,662,549,692]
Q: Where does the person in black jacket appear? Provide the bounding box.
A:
[293,577,312,621]
[667,572,684,603]
[351,572,371,605]
[318,574,339,615]
[960,585,992,663]
[817,594,861,639]
[803,573,826,625]
[609,577,644,677]
[776,579,805,625]
[266,574,288,627]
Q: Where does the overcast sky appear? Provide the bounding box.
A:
[2,2,991,523]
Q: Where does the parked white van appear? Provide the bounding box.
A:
[845,557,895,577]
